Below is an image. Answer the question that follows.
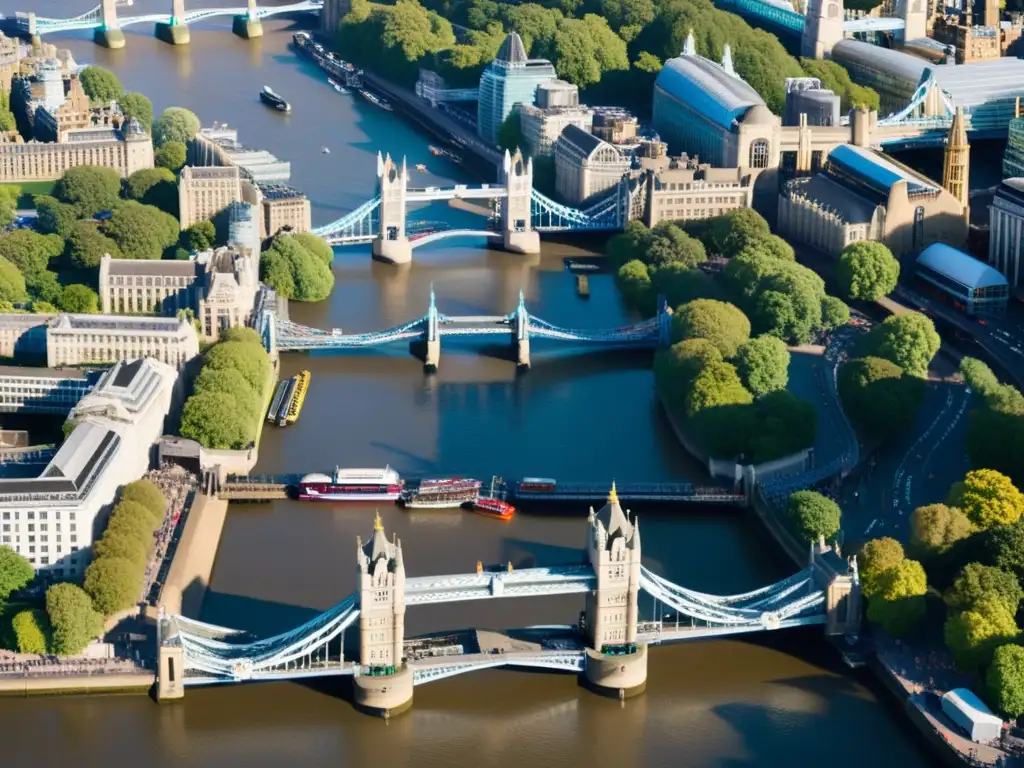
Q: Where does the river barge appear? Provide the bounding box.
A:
[298,466,404,501]
[400,478,481,509]
[267,380,291,424]
[360,89,393,111]
[292,32,364,89]
[472,498,515,520]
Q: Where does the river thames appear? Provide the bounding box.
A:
[0,8,935,766]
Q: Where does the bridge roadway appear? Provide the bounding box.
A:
[404,565,595,605]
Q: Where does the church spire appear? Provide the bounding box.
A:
[942,106,970,222]
[721,43,735,76]
[683,29,695,57]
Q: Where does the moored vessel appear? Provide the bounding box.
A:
[266,379,290,424]
[298,466,403,501]
[283,370,310,425]
[400,478,481,509]
[472,497,516,521]
[360,89,393,111]
[260,86,291,112]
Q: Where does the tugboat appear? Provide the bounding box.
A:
[472,498,516,521]
[260,86,291,113]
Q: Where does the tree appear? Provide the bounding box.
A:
[700,208,771,259]
[154,107,201,146]
[28,270,62,305]
[124,167,177,212]
[54,166,123,217]
[259,233,335,302]
[952,469,1024,530]
[58,284,99,314]
[820,296,850,330]
[65,220,123,269]
[865,558,928,636]
[945,596,1019,671]
[0,229,64,280]
[600,0,655,38]
[0,546,34,603]
[548,19,602,87]
[986,521,1024,582]
[32,301,57,314]
[179,390,256,449]
[838,356,925,440]
[735,335,789,397]
[497,112,524,153]
[154,141,187,172]
[858,536,905,597]
[606,220,651,269]
[909,503,974,561]
[45,583,103,656]
[987,644,1024,718]
[219,326,263,346]
[961,357,1001,396]
[616,260,654,314]
[180,220,216,253]
[118,92,153,131]
[654,338,724,404]
[0,185,17,229]
[787,490,841,543]
[119,478,167,520]
[78,66,123,104]
[685,360,753,417]
[945,563,1023,615]
[84,557,142,616]
[34,195,77,238]
[0,256,27,304]
[292,233,334,266]
[11,609,48,654]
[202,339,272,393]
[92,530,148,567]
[645,223,707,269]
[651,263,718,308]
[193,366,262,422]
[864,313,940,379]
[102,201,180,260]
[673,299,751,357]
[800,58,880,112]
[837,241,900,301]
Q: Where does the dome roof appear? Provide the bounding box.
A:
[655,54,767,130]
[742,104,776,125]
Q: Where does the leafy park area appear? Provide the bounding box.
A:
[259,232,336,303]
[0,479,167,656]
[608,209,849,464]
[856,465,1024,719]
[179,327,274,450]
[334,0,878,119]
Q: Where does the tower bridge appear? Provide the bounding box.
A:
[155,487,861,715]
[256,288,673,369]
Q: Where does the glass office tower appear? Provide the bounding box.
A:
[477,32,557,147]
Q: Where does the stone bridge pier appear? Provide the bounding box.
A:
[94,0,126,49]
[810,535,861,637]
[155,0,191,45]
[233,0,263,38]
[424,289,440,371]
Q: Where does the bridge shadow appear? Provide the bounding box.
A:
[496,536,587,570]
[199,587,325,638]
[367,440,443,475]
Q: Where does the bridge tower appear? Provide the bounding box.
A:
[809,536,861,637]
[155,611,185,702]
[425,286,441,370]
[233,0,264,39]
[514,290,530,368]
[500,149,541,255]
[801,0,843,59]
[656,295,673,348]
[372,153,412,264]
[155,0,191,45]
[894,0,927,43]
[353,512,414,716]
[582,483,648,698]
[93,0,126,49]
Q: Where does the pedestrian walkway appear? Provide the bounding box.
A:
[142,464,198,608]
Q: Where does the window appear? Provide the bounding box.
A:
[749,139,770,169]
[913,206,925,250]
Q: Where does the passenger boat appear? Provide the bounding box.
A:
[400,478,482,509]
[360,90,393,111]
[472,497,516,521]
[428,144,463,164]
[266,380,291,424]
[283,370,310,425]
[260,86,291,113]
[298,466,403,501]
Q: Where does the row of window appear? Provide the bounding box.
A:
[2,510,75,521]
[2,522,76,532]
[109,277,195,288]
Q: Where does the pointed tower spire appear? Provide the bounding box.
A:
[683,29,695,57]
[942,106,970,222]
[518,289,525,308]
[608,481,618,505]
[721,43,735,76]
[429,283,436,308]
[374,509,384,532]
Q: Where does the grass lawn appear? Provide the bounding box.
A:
[1,180,57,209]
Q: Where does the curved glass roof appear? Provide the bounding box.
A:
[831,40,932,86]
[655,55,766,130]
[828,144,938,196]
[917,243,1008,289]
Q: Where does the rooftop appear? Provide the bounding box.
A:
[49,314,188,333]
[0,422,119,497]
[182,165,240,180]
[0,365,91,380]
[103,258,200,277]
[257,182,307,201]
[655,53,767,130]
[828,144,939,197]
[785,174,879,225]
[917,243,1009,290]
[557,123,605,156]
[495,32,528,66]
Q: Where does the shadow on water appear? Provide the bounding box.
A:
[200,589,322,637]
[497,536,587,569]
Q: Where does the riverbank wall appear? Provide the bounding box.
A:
[0,672,152,698]
[157,494,228,618]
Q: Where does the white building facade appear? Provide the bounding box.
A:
[989,178,1024,288]
[46,314,200,369]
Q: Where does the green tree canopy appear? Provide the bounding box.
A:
[78,66,123,104]
[654,337,723,400]
[787,490,841,543]
[644,222,707,269]
[54,165,122,217]
[961,357,1001,396]
[27,270,61,305]
[124,167,177,213]
[0,545,34,602]
[102,201,180,260]
[858,536,905,598]
[58,284,99,314]
[945,562,1023,616]
[838,356,925,440]
[700,208,771,259]
[865,558,928,636]
[292,233,335,266]
[951,469,1024,530]
[799,58,880,111]
[651,263,718,309]
[909,503,975,561]
[219,326,263,346]
[945,596,1019,671]
[154,141,187,172]
[193,366,262,422]
[45,583,104,656]
[0,256,28,304]
[180,220,216,253]
[92,530,149,567]
[65,220,123,269]
[693,389,817,463]
[0,229,64,281]
[154,107,201,146]
[987,644,1024,718]
[986,521,1024,582]
[820,296,851,330]
[497,111,525,153]
[179,390,256,449]
[84,556,142,616]
[735,335,789,397]
[736,234,795,263]
[11,609,49,654]
[965,380,1024,487]
[606,220,651,269]
[259,233,335,302]
[837,241,900,301]
[119,478,167,520]
[673,298,751,357]
[34,195,77,238]
[202,339,272,393]
[861,313,940,379]
[118,92,154,131]
[32,301,58,314]
[684,360,753,417]
[0,185,17,229]
[616,259,654,315]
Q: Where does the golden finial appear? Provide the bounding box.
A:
[507,561,514,573]
[608,481,618,504]
[374,510,384,532]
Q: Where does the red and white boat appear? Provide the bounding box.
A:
[298,466,403,501]
[473,497,516,521]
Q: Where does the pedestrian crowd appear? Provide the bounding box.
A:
[0,654,140,677]
[141,464,198,607]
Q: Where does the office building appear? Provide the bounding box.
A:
[0,366,95,415]
[554,124,630,206]
[261,183,312,235]
[536,80,579,109]
[777,144,968,257]
[519,103,594,157]
[634,160,754,227]
[1004,106,1024,179]
[0,120,153,182]
[46,314,200,369]
[592,109,639,146]
[989,177,1024,288]
[178,165,244,229]
[477,32,557,147]
[0,358,178,579]
[188,124,292,182]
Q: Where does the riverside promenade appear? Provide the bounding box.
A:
[158,493,229,617]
